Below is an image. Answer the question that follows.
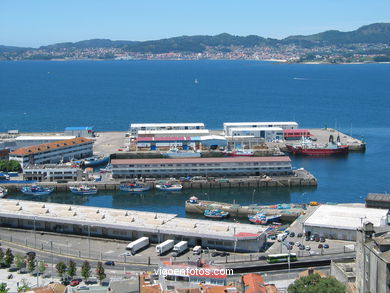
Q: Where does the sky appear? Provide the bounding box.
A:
[0,0,389,47]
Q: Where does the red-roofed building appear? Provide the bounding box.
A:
[242,273,279,293]
[111,156,292,179]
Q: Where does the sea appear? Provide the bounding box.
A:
[0,60,389,217]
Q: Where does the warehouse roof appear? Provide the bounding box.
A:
[304,205,388,230]
[131,123,205,128]
[65,127,93,131]
[366,193,390,203]
[111,156,291,165]
[15,136,76,141]
[224,122,298,126]
[10,137,93,156]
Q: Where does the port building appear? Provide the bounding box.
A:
[9,137,93,167]
[64,126,95,138]
[22,164,83,182]
[223,122,298,136]
[226,127,284,142]
[0,199,268,252]
[111,156,292,179]
[14,135,76,149]
[129,123,206,138]
[304,205,388,241]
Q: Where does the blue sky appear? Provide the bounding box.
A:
[1,0,389,47]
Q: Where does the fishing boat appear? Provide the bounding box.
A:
[21,185,54,196]
[82,156,110,167]
[224,149,254,157]
[163,147,201,158]
[0,186,8,198]
[119,182,150,192]
[187,196,199,204]
[69,185,98,195]
[248,213,281,225]
[286,135,348,156]
[204,209,229,219]
[155,183,183,191]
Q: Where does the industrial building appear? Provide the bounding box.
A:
[129,123,206,138]
[304,205,388,241]
[9,137,94,167]
[137,129,210,138]
[14,135,76,149]
[23,164,83,182]
[111,156,292,179]
[365,193,390,209]
[64,126,95,138]
[0,199,268,252]
[223,122,298,136]
[226,127,284,142]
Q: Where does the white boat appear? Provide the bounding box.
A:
[155,183,183,191]
[69,185,98,195]
[163,147,201,158]
[119,183,150,192]
[0,186,8,198]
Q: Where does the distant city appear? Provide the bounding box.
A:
[1,23,390,63]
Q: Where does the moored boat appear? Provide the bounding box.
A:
[82,156,110,167]
[155,183,183,191]
[21,185,54,196]
[248,213,281,225]
[69,185,98,195]
[119,182,150,192]
[163,147,201,158]
[0,186,8,198]
[224,149,254,157]
[204,209,229,219]
[286,136,348,156]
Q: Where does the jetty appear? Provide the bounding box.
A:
[185,198,305,221]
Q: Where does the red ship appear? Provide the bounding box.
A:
[286,135,349,156]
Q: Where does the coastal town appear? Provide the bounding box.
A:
[0,121,387,292]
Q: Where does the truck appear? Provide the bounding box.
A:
[155,239,174,255]
[172,241,188,257]
[126,237,149,255]
[192,246,202,255]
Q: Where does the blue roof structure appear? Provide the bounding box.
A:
[65,126,93,131]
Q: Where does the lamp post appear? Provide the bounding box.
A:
[87,225,91,258]
[33,216,37,248]
[50,241,53,281]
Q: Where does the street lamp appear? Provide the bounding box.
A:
[33,216,37,248]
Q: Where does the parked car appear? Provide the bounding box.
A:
[70,280,80,287]
[211,252,221,257]
[318,244,323,249]
[299,245,305,250]
[305,246,311,251]
[315,237,320,242]
[320,237,326,243]
[295,242,301,247]
[77,286,89,290]
[324,244,329,249]
[104,261,115,266]
[219,252,230,257]
[289,241,294,246]
[310,235,315,241]
[287,245,293,250]
[297,233,303,238]
[305,235,310,241]
[289,232,295,237]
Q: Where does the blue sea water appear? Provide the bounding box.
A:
[1,60,390,216]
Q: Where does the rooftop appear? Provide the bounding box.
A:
[136,136,192,142]
[131,122,205,128]
[111,156,291,165]
[23,164,80,170]
[138,129,209,135]
[304,205,388,230]
[229,127,284,132]
[224,122,298,126]
[0,199,267,241]
[65,127,93,131]
[10,137,93,156]
[15,135,76,141]
[366,193,390,202]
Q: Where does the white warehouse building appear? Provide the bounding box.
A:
[224,122,298,136]
[14,135,76,150]
[129,123,205,138]
[227,127,284,142]
[304,205,388,241]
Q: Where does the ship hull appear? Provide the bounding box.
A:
[290,146,349,156]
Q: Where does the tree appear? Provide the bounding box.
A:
[81,261,91,281]
[14,254,24,270]
[95,262,106,284]
[17,279,30,293]
[27,255,36,272]
[0,160,21,172]
[38,261,47,275]
[55,261,67,279]
[288,273,346,293]
[68,260,77,279]
[0,283,9,293]
[4,249,14,267]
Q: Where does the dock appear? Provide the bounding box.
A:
[185,199,305,221]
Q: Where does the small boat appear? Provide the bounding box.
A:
[0,186,8,198]
[119,183,150,192]
[187,196,199,204]
[21,185,54,196]
[156,183,183,191]
[163,147,201,158]
[248,213,281,225]
[204,209,229,219]
[224,149,254,157]
[82,156,110,167]
[69,185,98,195]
